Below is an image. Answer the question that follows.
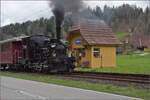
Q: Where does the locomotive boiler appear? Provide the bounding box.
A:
[0,35,75,73]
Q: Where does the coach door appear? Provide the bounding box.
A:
[13,42,23,64]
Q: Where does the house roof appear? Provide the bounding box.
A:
[123,34,150,48]
[68,19,122,45]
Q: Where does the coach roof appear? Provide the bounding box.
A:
[0,35,29,44]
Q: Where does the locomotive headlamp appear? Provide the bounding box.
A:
[51,44,56,48]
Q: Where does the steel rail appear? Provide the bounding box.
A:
[74,71,150,78]
[3,71,150,85]
[59,71,150,84]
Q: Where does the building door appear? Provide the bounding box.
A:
[73,48,82,67]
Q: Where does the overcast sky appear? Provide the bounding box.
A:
[1,0,150,26]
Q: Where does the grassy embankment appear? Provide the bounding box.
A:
[75,53,150,74]
[0,72,150,99]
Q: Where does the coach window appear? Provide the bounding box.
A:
[93,48,99,57]
[1,44,4,52]
[1,43,8,52]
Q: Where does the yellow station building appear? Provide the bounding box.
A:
[67,19,122,68]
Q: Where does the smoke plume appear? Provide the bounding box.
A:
[50,0,84,40]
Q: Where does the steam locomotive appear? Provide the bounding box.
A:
[0,35,75,73]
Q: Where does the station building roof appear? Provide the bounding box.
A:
[68,19,122,45]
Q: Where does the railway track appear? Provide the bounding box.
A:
[61,71,150,84]
[2,71,150,86]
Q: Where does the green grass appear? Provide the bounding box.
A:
[115,32,132,40]
[0,72,150,99]
[75,53,150,74]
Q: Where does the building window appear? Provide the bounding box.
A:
[93,48,99,57]
[71,49,76,57]
[82,48,86,57]
[75,39,82,44]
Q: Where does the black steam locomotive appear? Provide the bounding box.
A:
[22,35,75,73]
[0,35,75,73]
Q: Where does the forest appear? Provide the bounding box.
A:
[0,4,150,40]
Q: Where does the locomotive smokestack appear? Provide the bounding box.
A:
[53,4,64,40]
[49,0,84,40]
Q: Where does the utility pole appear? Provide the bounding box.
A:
[100,54,103,69]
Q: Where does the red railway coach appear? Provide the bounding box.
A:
[0,36,28,69]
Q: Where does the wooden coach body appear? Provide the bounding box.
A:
[0,36,27,65]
